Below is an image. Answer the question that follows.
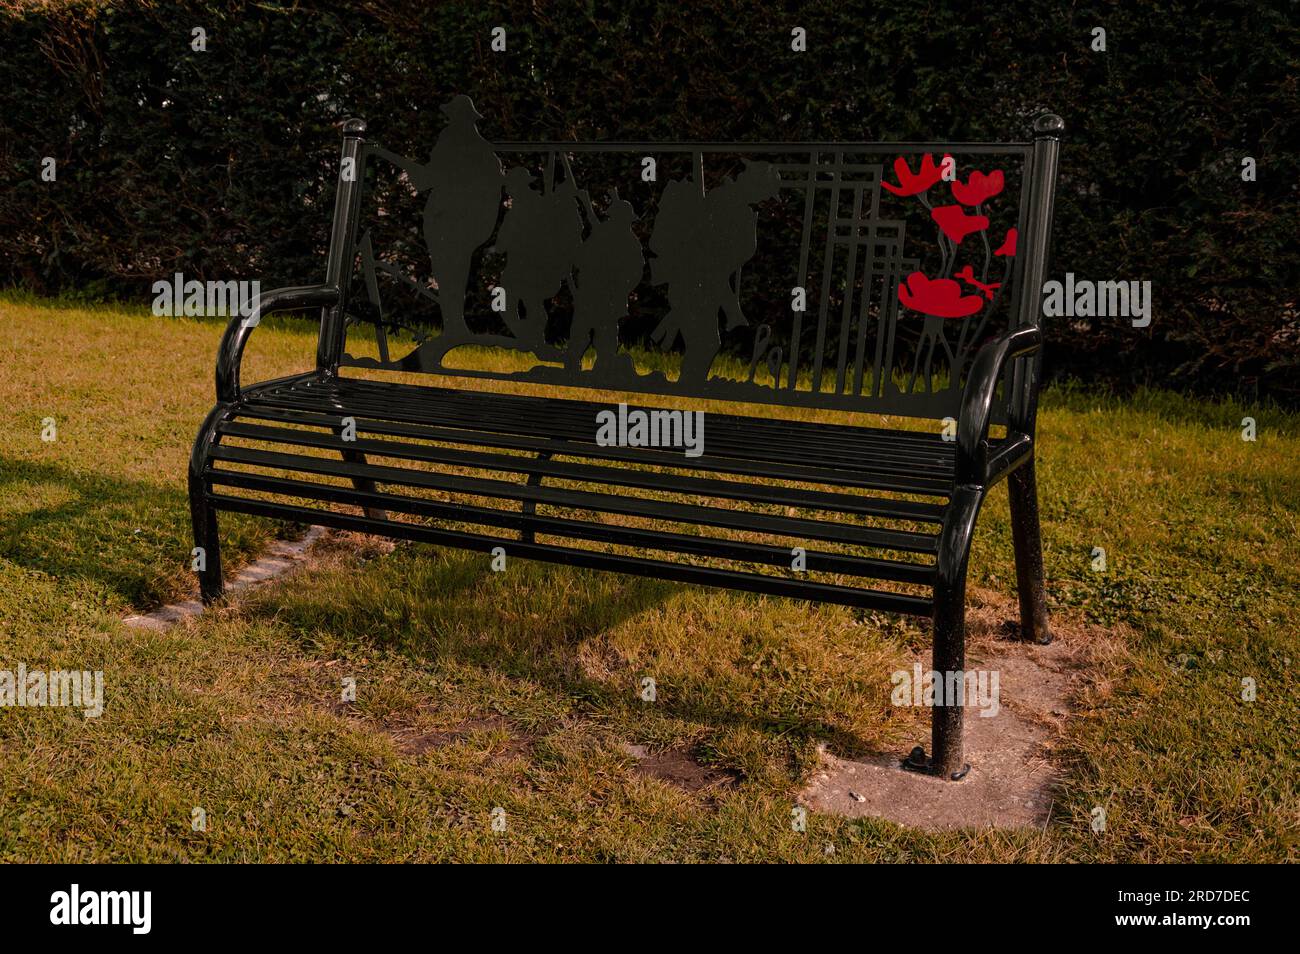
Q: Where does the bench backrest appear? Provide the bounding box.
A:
[317,97,1061,424]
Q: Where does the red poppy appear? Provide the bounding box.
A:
[950,169,1004,206]
[897,271,985,318]
[882,153,952,196]
[994,227,1018,257]
[954,265,1001,301]
[931,204,989,244]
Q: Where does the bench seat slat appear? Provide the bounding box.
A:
[217,420,946,524]
[207,469,937,586]
[242,394,952,495]
[236,402,949,498]
[207,492,935,615]
[310,383,958,466]
[291,377,960,464]
[258,388,957,480]
[208,444,940,554]
[244,381,959,494]
[306,376,953,448]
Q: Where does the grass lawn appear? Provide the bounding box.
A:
[0,295,1296,862]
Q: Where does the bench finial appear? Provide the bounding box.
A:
[343,117,368,136]
[1032,113,1064,139]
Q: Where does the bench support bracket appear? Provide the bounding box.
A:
[335,436,389,522]
[520,451,553,544]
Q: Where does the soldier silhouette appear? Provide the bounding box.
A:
[498,164,583,355]
[373,95,503,343]
[648,177,706,376]
[567,190,643,375]
[649,160,781,384]
[711,161,782,332]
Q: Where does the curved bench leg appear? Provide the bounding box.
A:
[189,404,231,604]
[1008,458,1051,645]
[189,473,224,603]
[904,484,981,781]
[926,569,971,780]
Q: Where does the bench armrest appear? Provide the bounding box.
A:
[216,284,340,402]
[955,325,1042,485]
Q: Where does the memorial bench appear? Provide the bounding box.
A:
[190,98,1063,779]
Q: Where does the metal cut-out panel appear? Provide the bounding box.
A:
[340,95,1032,419]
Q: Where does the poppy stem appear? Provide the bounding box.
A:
[918,193,949,277]
[978,203,991,282]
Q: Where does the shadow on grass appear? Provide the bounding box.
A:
[254,540,875,756]
[0,456,270,609]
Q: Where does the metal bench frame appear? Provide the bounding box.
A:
[190,109,1063,780]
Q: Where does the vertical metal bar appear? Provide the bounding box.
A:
[1008,115,1063,431]
[811,152,844,393]
[877,251,908,398]
[833,185,864,394]
[358,232,391,363]
[317,117,369,377]
[850,226,878,397]
[788,152,818,390]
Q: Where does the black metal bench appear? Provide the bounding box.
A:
[189,97,1063,780]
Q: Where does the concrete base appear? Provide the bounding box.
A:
[123,527,327,630]
[800,625,1087,831]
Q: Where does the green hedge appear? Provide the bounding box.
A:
[1,0,1296,400]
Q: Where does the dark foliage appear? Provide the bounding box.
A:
[1,0,1295,400]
